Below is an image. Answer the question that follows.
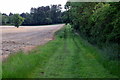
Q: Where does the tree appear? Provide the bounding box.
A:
[44,18,52,24]
[9,12,13,16]
[65,2,120,60]
[2,15,9,25]
[13,14,24,28]
[1,5,64,26]
[50,5,62,24]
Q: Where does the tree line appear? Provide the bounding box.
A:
[1,4,66,26]
[1,2,120,59]
[65,2,120,59]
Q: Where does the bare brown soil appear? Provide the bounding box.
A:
[0,24,64,60]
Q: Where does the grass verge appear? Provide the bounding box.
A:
[2,24,120,78]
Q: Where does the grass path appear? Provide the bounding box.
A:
[30,27,116,78]
[2,25,119,78]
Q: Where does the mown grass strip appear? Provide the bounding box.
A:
[2,25,120,78]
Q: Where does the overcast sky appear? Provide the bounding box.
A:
[0,0,68,15]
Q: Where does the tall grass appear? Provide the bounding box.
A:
[2,36,64,78]
[76,31,120,77]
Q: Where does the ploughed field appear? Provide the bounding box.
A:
[1,24,64,59]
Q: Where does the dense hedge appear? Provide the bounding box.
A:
[65,2,120,59]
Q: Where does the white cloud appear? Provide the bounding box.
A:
[0,0,68,15]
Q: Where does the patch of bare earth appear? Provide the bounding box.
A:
[0,24,64,61]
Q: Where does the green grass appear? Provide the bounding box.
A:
[2,37,64,78]
[2,25,120,78]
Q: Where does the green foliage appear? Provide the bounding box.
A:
[2,4,65,26]
[13,14,24,28]
[66,2,120,59]
[21,5,63,25]
[44,18,52,24]
[2,14,9,25]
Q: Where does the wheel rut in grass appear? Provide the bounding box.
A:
[71,34,117,78]
[35,27,117,78]
[38,30,72,78]
[29,26,117,78]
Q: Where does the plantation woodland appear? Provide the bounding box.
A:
[1,5,64,25]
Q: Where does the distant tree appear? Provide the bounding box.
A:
[2,15,9,25]
[50,5,62,24]
[20,13,26,18]
[9,12,13,16]
[9,15,14,25]
[13,14,24,28]
[44,18,52,24]
[2,13,8,16]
